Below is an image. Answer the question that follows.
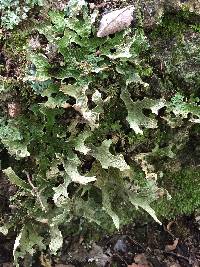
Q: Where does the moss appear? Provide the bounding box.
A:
[1,29,29,82]
[191,24,200,33]
[4,31,27,55]
[148,10,200,100]
[155,167,200,218]
[150,13,187,39]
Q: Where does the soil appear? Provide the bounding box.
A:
[1,215,200,266]
[57,215,200,267]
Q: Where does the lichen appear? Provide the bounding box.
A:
[0,0,200,264]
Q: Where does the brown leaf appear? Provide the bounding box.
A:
[40,252,52,267]
[2,263,13,267]
[55,265,75,267]
[134,253,149,265]
[97,5,135,37]
[88,243,111,266]
[7,102,21,118]
[165,238,179,252]
[128,253,151,267]
[128,264,149,267]
[166,220,175,231]
[168,263,181,267]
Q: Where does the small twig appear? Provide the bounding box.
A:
[163,221,176,238]
[25,171,47,212]
[113,252,129,266]
[164,251,189,262]
[127,236,146,251]
[26,171,36,191]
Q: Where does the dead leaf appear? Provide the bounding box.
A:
[134,253,149,265]
[165,238,179,252]
[2,263,13,267]
[79,235,84,244]
[40,252,52,267]
[169,263,181,267]
[88,243,111,266]
[128,253,151,267]
[55,264,75,267]
[8,102,21,118]
[97,5,135,37]
[128,264,149,267]
[166,221,175,231]
[192,260,200,267]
